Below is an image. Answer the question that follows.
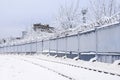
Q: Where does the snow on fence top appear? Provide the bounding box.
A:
[0,12,120,46]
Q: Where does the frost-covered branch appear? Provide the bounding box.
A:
[55,0,81,30]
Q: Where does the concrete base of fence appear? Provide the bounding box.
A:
[98,54,120,63]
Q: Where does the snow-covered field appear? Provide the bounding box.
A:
[0,54,120,80]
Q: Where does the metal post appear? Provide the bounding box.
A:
[13,45,15,54]
[10,46,11,54]
[9,45,10,53]
[30,43,32,55]
[3,46,4,54]
[78,32,81,59]
[17,45,18,54]
[0,47,1,53]
[6,46,7,53]
[11,46,12,54]
[7,45,9,53]
[6,46,8,53]
[12,45,14,54]
[4,46,5,53]
[21,44,23,54]
[16,45,17,54]
[49,39,51,54]
[3,47,4,54]
[23,44,25,54]
[13,44,15,54]
[56,36,59,54]
[65,34,68,54]
[36,40,37,54]
[42,40,43,54]
[95,26,98,60]
[2,47,3,54]
[24,44,26,54]
[12,46,13,54]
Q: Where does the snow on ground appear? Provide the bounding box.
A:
[0,55,68,80]
[28,54,120,75]
[0,54,120,80]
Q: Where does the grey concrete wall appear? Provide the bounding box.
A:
[79,31,96,52]
[67,35,78,51]
[50,39,57,51]
[1,23,120,54]
[37,41,42,52]
[58,38,66,51]
[0,23,120,63]
[98,24,120,52]
[43,40,49,51]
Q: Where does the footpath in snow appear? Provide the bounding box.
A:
[0,54,120,80]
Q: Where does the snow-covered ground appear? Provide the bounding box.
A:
[0,54,120,80]
[0,55,69,80]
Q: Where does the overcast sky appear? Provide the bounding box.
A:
[0,0,89,38]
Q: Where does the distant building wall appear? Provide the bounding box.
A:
[33,23,55,33]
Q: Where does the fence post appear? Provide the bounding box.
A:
[3,46,4,54]
[78,32,81,59]
[42,40,43,54]
[3,47,4,54]
[0,47,1,53]
[0,45,1,54]
[4,46,5,53]
[20,45,22,54]
[95,26,99,60]
[49,39,51,54]
[13,45,15,54]
[0,46,1,54]
[30,42,32,55]
[24,44,25,54]
[65,34,68,54]
[17,45,19,53]
[36,40,37,54]
[56,36,59,54]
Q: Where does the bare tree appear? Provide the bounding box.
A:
[55,0,81,30]
[89,0,119,21]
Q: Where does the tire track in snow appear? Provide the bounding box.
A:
[20,58,76,80]
[27,56,120,77]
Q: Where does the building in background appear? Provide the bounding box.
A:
[33,23,55,33]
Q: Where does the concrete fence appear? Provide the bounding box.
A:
[0,23,120,63]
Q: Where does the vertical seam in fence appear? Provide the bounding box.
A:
[78,32,81,58]
[65,35,68,54]
[36,40,37,53]
[42,40,43,53]
[95,26,98,60]
[56,36,58,54]
[49,39,51,54]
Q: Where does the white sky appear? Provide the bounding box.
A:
[0,0,91,38]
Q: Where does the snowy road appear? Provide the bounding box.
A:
[0,55,69,80]
[0,54,120,80]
